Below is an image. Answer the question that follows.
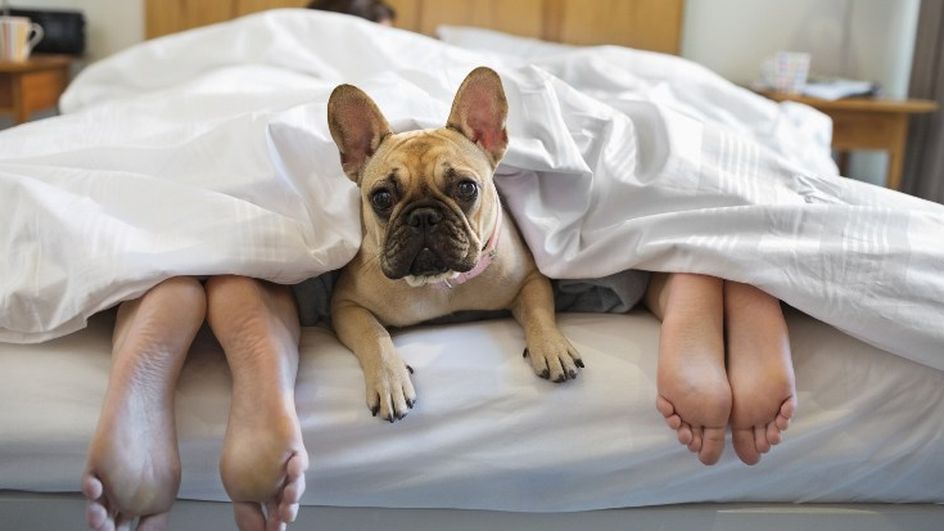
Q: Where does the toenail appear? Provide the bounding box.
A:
[575,359,585,368]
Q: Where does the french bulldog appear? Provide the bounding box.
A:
[327,67,582,422]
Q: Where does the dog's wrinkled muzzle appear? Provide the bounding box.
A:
[409,247,447,276]
[406,207,449,275]
[382,202,475,280]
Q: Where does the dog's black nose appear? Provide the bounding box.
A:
[407,207,442,230]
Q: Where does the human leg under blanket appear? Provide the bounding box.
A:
[83,277,206,531]
[645,273,796,465]
[205,275,309,531]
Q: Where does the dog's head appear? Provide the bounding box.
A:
[327,67,508,287]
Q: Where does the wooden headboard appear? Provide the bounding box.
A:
[145,0,684,54]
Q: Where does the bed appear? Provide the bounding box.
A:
[1,1,943,529]
[2,309,944,529]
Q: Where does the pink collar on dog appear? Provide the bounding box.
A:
[434,206,502,289]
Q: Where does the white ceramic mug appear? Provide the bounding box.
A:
[0,16,44,62]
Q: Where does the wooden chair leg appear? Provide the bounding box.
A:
[886,114,909,191]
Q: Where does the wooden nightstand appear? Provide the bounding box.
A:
[759,91,939,190]
[0,54,73,125]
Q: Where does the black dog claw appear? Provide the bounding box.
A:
[568,369,578,379]
[575,359,585,368]
[370,405,380,417]
[522,348,529,359]
[406,365,414,374]
[540,368,550,379]
[406,399,415,408]
[553,374,566,383]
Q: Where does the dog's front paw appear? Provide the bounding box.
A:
[364,359,416,423]
[523,333,583,383]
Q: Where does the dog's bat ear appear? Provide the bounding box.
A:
[446,67,508,167]
[327,84,393,183]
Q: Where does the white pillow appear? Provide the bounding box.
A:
[436,25,577,60]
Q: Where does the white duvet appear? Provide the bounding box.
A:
[0,10,942,370]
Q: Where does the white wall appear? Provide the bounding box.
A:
[682,0,921,185]
[10,0,144,63]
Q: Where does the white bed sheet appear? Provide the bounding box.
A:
[1,311,942,511]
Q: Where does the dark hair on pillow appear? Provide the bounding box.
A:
[306,0,396,23]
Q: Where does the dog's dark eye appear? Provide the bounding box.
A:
[371,189,394,212]
[456,180,478,201]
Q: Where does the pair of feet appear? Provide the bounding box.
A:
[82,338,308,531]
[83,375,307,531]
[655,278,797,465]
[81,277,309,531]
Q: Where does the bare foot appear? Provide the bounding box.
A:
[725,281,797,465]
[83,278,206,530]
[207,276,309,530]
[651,274,732,465]
[220,381,308,530]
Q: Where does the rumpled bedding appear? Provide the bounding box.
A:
[0,10,941,371]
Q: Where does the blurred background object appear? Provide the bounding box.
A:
[306,0,395,25]
[0,13,44,62]
[903,0,944,203]
[6,0,140,64]
[800,77,877,100]
[6,5,84,55]
[756,52,812,94]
